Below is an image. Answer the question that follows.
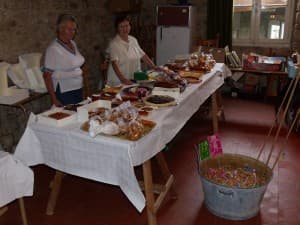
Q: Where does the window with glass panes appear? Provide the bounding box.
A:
[232,0,295,47]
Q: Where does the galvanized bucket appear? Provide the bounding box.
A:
[199,153,273,220]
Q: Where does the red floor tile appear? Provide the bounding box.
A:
[1,97,299,225]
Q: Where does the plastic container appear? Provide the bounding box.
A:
[134,71,148,81]
[199,153,273,220]
[287,59,298,79]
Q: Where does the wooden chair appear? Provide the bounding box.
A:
[199,33,220,48]
[82,64,90,98]
[100,59,109,89]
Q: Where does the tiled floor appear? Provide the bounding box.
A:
[1,97,299,225]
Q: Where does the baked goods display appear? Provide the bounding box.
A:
[184,77,202,84]
[165,53,216,74]
[111,99,123,108]
[103,85,122,94]
[143,95,176,107]
[99,92,116,100]
[120,86,151,101]
[178,71,204,79]
[138,110,149,116]
[88,107,109,118]
[80,101,156,141]
[48,112,71,120]
[153,74,187,92]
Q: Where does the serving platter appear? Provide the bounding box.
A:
[120,85,152,101]
[143,95,176,107]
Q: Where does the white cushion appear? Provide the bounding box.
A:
[0,62,10,90]
[25,67,46,92]
[7,64,29,89]
[19,53,42,69]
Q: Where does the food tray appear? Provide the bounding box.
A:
[77,100,111,122]
[80,119,156,141]
[37,109,76,127]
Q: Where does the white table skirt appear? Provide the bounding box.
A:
[14,63,227,212]
[0,151,34,207]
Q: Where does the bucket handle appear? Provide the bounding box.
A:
[218,189,234,197]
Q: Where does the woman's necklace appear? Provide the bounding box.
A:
[57,38,76,55]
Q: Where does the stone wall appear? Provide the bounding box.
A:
[0,0,208,87]
[0,0,115,91]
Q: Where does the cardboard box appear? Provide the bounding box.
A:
[37,109,76,127]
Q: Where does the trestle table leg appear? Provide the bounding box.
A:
[155,152,177,199]
[143,160,157,225]
[46,170,65,215]
[142,152,175,225]
[211,91,219,133]
[0,206,8,216]
[18,198,28,225]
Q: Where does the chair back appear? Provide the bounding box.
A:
[198,34,220,48]
[200,47,225,63]
[81,64,90,98]
[100,60,109,89]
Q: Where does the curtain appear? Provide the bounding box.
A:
[207,0,233,49]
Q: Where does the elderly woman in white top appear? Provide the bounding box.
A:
[43,14,85,106]
[107,15,161,86]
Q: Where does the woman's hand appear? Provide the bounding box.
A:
[111,61,133,85]
[43,71,63,107]
[120,77,133,85]
[52,97,63,107]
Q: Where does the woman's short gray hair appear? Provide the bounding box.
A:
[56,14,77,27]
[56,14,78,34]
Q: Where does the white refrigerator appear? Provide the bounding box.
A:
[156,5,197,66]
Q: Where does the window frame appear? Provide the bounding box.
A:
[232,0,295,47]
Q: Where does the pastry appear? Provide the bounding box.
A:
[138,110,149,116]
[128,121,144,141]
[48,112,71,120]
[103,85,122,94]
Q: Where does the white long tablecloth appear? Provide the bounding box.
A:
[0,151,34,207]
[14,63,227,212]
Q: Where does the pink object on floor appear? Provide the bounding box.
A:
[207,134,223,157]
